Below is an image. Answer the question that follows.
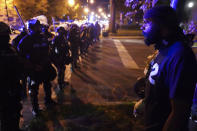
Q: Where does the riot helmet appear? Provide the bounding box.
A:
[56,26,66,35]
[41,24,49,33]
[0,22,11,43]
[0,22,11,36]
[27,19,41,34]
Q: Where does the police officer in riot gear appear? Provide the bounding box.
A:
[12,27,28,100]
[80,25,89,56]
[41,24,54,42]
[51,26,70,90]
[68,24,80,70]
[12,27,27,50]
[18,19,57,116]
[0,22,23,131]
[95,21,101,42]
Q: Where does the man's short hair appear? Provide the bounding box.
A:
[144,6,179,28]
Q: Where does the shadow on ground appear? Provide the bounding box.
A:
[28,87,144,131]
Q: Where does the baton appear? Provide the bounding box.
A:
[14,5,30,34]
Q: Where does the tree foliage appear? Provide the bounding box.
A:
[14,0,83,22]
[14,0,48,21]
[115,0,130,13]
[47,0,83,20]
[123,0,171,23]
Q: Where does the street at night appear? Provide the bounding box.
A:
[1,0,197,131]
[19,34,155,130]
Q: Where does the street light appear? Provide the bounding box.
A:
[68,0,75,7]
[4,0,9,23]
[188,1,194,8]
[98,8,103,13]
[90,0,94,4]
[84,7,89,13]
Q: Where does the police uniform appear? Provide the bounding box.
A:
[69,25,80,69]
[0,22,23,131]
[12,30,27,50]
[12,30,28,100]
[18,21,56,114]
[51,28,70,89]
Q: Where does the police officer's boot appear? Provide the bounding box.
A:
[29,84,41,116]
[58,69,64,90]
[44,81,57,108]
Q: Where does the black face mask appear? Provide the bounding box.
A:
[142,21,161,46]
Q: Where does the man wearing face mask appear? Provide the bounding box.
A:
[142,6,197,131]
[18,19,57,116]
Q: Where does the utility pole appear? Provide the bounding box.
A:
[109,0,116,33]
[87,0,89,22]
[4,0,9,23]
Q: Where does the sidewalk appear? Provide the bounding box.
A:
[110,29,143,36]
[107,24,144,39]
[108,29,144,39]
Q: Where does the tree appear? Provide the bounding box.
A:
[47,0,83,21]
[124,0,172,24]
[124,0,197,33]
[14,0,83,22]
[14,0,48,21]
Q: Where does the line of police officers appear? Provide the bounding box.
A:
[0,19,101,131]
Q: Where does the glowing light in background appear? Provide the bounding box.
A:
[90,0,94,4]
[84,7,89,13]
[98,8,103,12]
[188,1,194,8]
[68,0,75,7]
[89,14,94,23]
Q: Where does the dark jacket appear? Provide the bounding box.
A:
[0,43,23,110]
[18,33,56,82]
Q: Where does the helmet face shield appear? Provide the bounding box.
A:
[56,27,66,35]
[27,19,42,33]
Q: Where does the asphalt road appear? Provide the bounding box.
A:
[18,36,156,128]
[9,33,197,129]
